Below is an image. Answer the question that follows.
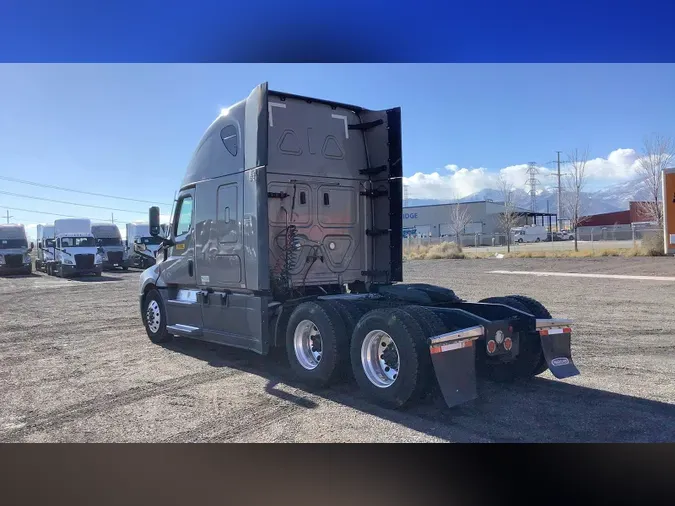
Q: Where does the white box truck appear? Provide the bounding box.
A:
[35,224,55,272]
[126,222,163,269]
[91,222,130,271]
[50,218,103,277]
[0,224,33,275]
[512,225,547,243]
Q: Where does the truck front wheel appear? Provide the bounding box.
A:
[286,301,348,387]
[142,289,172,344]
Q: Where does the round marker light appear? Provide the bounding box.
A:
[504,337,513,351]
[487,340,497,354]
[495,330,504,344]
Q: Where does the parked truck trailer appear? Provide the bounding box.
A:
[35,224,55,272]
[92,223,130,271]
[138,83,579,409]
[49,219,103,277]
[0,224,33,275]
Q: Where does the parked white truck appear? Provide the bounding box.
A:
[91,223,130,271]
[126,222,163,269]
[512,225,547,243]
[35,224,55,272]
[0,224,33,275]
[49,218,103,277]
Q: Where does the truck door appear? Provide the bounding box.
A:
[163,190,196,285]
[160,189,204,329]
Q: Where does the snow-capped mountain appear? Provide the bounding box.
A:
[405,176,653,216]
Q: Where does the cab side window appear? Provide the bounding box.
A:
[174,196,194,237]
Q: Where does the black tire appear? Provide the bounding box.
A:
[477,296,544,382]
[286,300,348,387]
[122,266,129,271]
[505,295,552,376]
[350,307,433,409]
[399,305,447,338]
[142,289,172,344]
[535,238,541,243]
[324,299,367,339]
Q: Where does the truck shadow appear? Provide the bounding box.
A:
[64,275,122,283]
[162,338,675,443]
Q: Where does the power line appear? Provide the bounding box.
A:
[0,205,132,225]
[0,190,148,214]
[0,175,172,206]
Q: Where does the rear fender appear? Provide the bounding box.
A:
[536,319,580,379]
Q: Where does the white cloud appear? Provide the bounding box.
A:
[404,148,642,200]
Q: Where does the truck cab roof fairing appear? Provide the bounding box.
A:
[181,83,269,189]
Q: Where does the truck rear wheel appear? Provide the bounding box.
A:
[286,301,348,387]
[477,296,544,381]
[142,289,173,344]
[350,308,433,409]
[324,299,367,340]
[505,295,552,376]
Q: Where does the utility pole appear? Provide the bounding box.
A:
[5,210,13,224]
[556,151,563,231]
[111,212,115,224]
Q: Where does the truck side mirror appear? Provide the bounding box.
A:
[149,206,161,236]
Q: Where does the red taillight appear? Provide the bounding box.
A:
[487,340,497,354]
[504,337,513,351]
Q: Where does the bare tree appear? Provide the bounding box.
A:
[562,147,590,252]
[496,174,518,252]
[635,133,674,229]
[447,194,471,248]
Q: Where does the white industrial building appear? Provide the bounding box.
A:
[402,200,556,246]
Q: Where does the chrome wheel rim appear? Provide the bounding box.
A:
[146,300,161,334]
[361,330,400,388]
[293,319,323,370]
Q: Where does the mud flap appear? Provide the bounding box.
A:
[539,328,580,379]
[429,326,482,408]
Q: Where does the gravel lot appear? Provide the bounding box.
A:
[2,257,674,442]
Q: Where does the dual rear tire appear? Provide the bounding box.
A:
[285,301,440,409]
[477,295,551,381]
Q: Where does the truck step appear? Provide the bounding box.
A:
[166,324,203,338]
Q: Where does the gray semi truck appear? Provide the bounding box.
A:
[138,83,579,409]
[91,223,130,271]
[0,224,33,275]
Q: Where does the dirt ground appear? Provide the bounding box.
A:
[1,256,674,442]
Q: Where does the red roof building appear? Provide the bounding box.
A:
[580,201,652,227]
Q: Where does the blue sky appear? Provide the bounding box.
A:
[0,64,673,237]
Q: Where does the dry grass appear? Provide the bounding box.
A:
[641,231,665,256]
[404,240,666,260]
[404,241,465,260]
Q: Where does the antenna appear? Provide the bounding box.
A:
[526,162,540,212]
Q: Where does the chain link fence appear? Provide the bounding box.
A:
[403,226,663,254]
